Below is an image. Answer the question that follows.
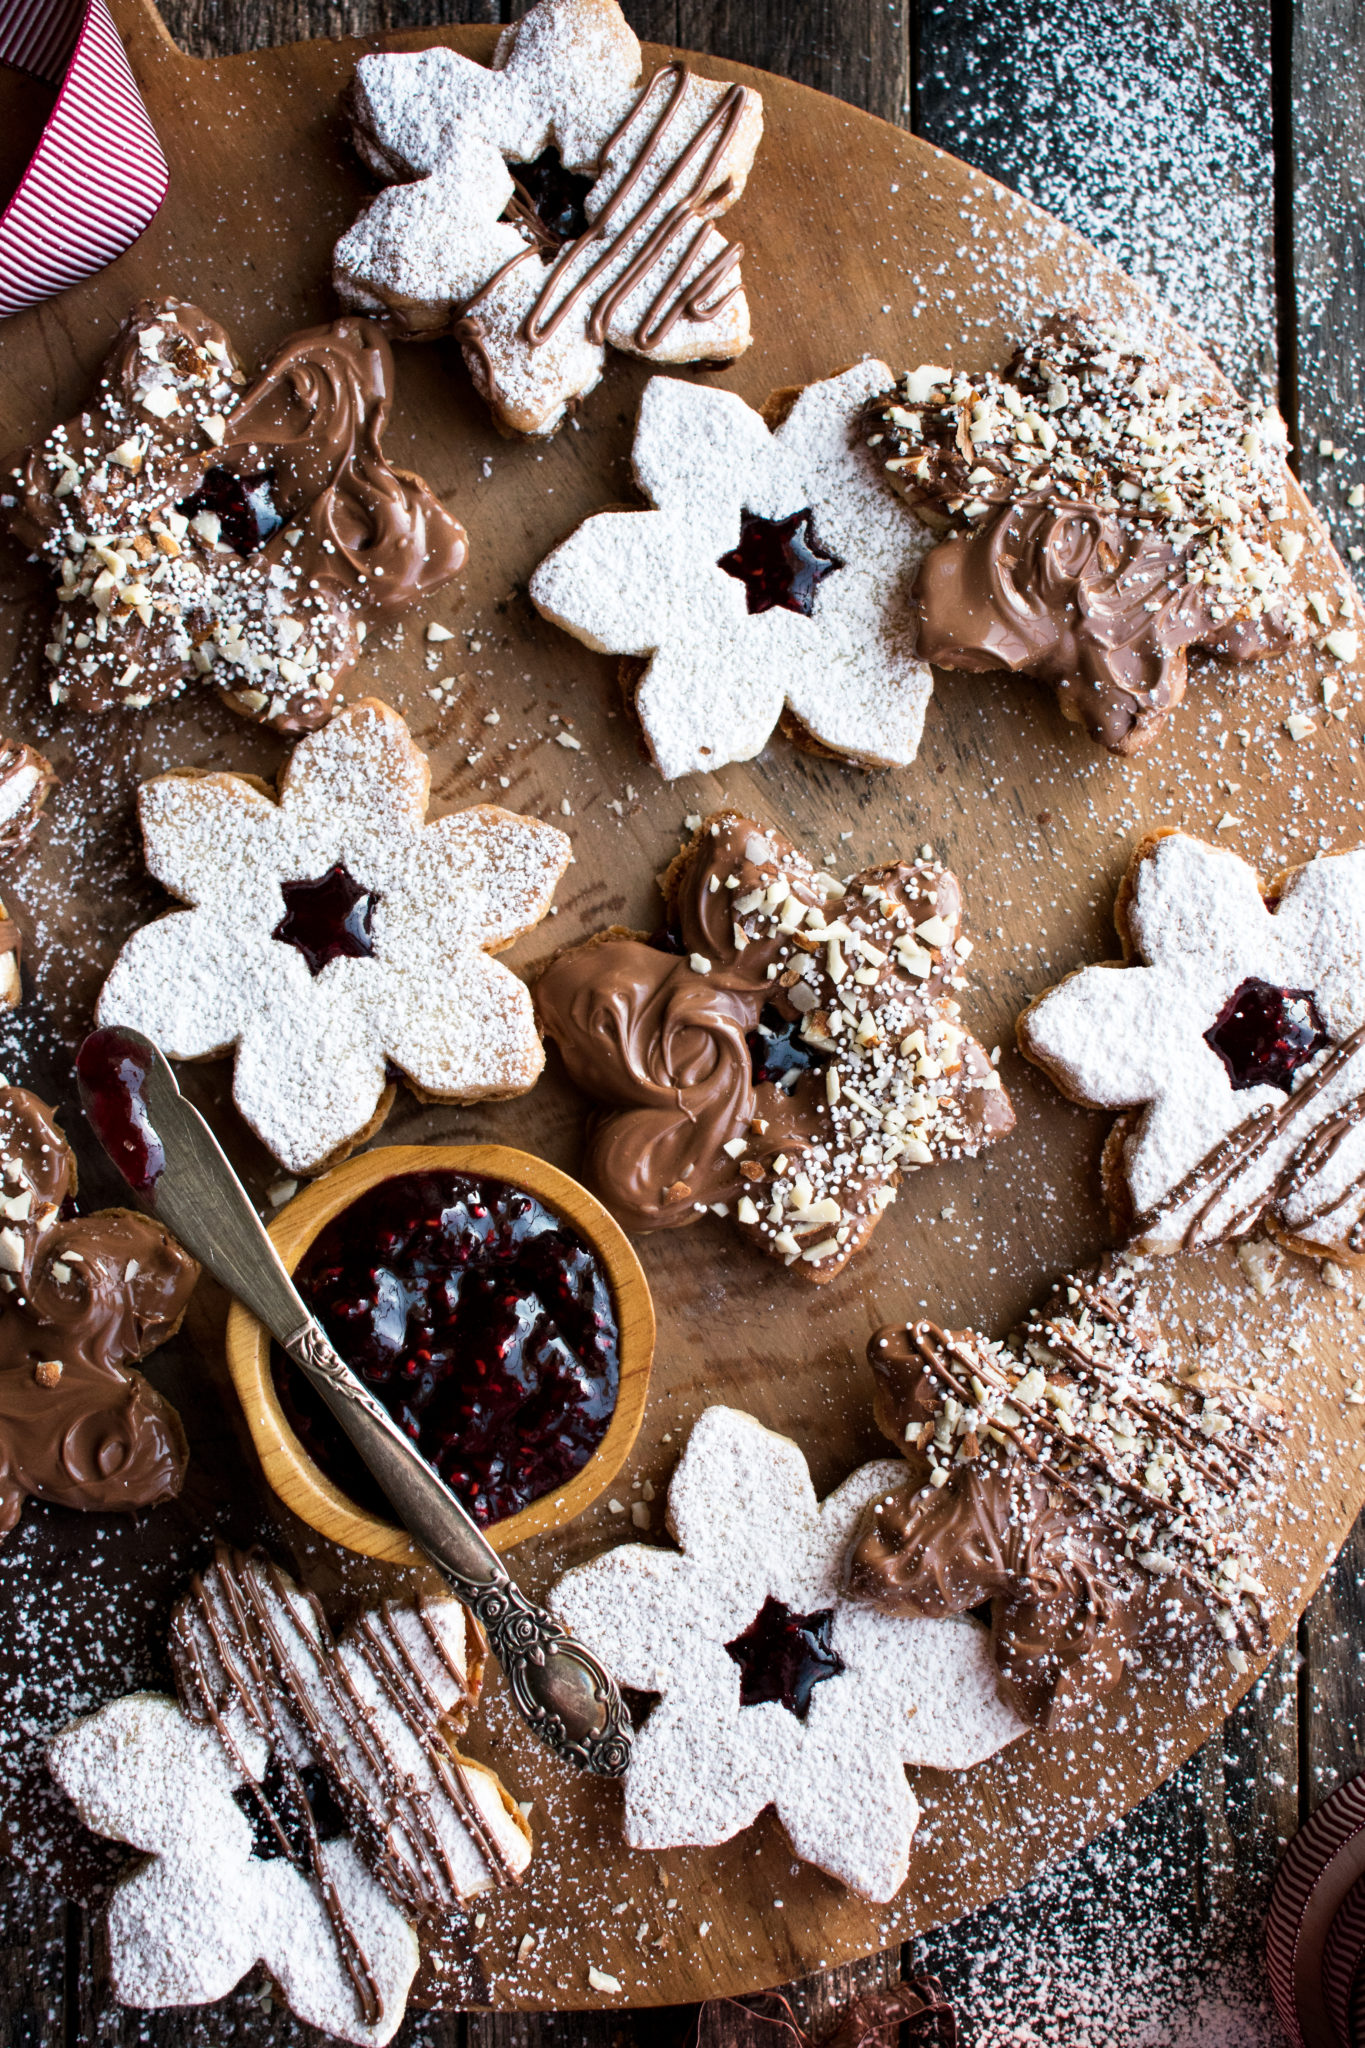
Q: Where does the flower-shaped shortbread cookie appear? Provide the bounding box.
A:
[529,366,936,779]
[48,1547,529,2045]
[1019,830,1365,1259]
[551,1406,1023,1900]
[96,699,571,1175]
[334,0,762,436]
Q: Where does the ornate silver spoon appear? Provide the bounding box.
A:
[76,1025,633,1779]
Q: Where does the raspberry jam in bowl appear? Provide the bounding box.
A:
[224,1145,655,1559]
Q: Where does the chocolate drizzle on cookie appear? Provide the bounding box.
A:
[170,1544,521,2028]
[534,810,1013,1281]
[0,1082,195,1536]
[472,62,750,359]
[1132,1023,1365,1255]
[3,299,467,734]
[867,319,1304,754]
[848,1262,1283,1727]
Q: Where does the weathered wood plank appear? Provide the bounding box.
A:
[1285,0,1365,606]
[916,0,1279,396]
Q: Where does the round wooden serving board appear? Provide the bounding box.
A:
[0,0,1363,2014]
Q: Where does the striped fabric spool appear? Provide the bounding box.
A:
[0,0,167,318]
[1266,1774,1365,2048]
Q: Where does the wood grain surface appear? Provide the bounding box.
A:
[1,1,1362,2043]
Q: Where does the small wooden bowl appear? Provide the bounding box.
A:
[224,1143,655,1559]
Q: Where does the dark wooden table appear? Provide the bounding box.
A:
[4,2,1364,2042]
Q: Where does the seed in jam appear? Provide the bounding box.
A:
[505,146,595,247]
[272,1170,620,1527]
[272,864,378,977]
[1204,976,1329,1093]
[724,1594,844,1719]
[75,1027,165,1193]
[177,465,284,557]
[716,508,842,617]
[748,1004,828,1092]
[234,1757,346,1866]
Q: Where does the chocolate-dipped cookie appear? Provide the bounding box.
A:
[0,1081,196,1535]
[867,318,1310,755]
[847,1261,1284,1727]
[535,810,1013,1281]
[3,299,467,734]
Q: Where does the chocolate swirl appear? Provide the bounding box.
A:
[0,1083,195,1534]
[224,316,468,616]
[868,319,1302,754]
[536,811,1013,1280]
[847,1262,1282,1726]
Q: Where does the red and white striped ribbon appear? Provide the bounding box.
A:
[1266,1773,1365,2047]
[0,0,167,319]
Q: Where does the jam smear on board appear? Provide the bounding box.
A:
[272,864,378,977]
[75,1028,166,1193]
[272,1170,620,1527]
[725,1594,844,1719]
[717,508,842,617]
[1204,977,1329,1093]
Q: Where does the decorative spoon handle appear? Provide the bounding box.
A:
[76,1026,633,1779]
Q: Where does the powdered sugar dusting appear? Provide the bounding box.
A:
[96,699,571,1174]
[552,1406,1023,1902]
[1020,832,1365,1253]
[530,364,936,778]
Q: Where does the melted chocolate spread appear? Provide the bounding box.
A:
[869,320,1300,754]
[534,812,1013,1280]
[5,300,467,734]
[0,1084,195,1535]
[847,1263,1282,1727]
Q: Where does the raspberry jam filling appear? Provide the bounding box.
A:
[716,507,842,617]
[234,1759,346,1866]
[75,1027,165,1193]
[748,1004,828,1093]
[177,465,284,556]
[1204,976,1329,1093]
[506,146,595,247]
[725,1594,844,1718]
[271,864,377,977]
[272,1170,620,1527]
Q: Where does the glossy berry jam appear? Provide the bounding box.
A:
[1204,976,1329,1093]
[748,1004,827,1093]
[506,147,595,246]
[235,1758,346,1865]
[177,465,284,556]
[717,507,842,617]
[272,864,377,977]
[273,1170,620,1527]
[725,1595,844,1719]
[75,1027,165,1193]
